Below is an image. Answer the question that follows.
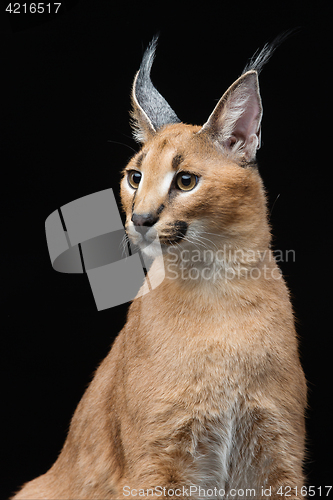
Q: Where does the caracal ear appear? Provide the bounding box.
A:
[199,70,262,161]
[131,36,180,144]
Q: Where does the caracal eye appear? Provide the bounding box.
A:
[176,172,198,191]
[128,170,142,189]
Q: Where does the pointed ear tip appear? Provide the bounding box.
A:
[242,69,259,80]
[239,70,260,92]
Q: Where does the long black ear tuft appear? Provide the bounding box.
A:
[131,35,181,143]
[242,28,298,74]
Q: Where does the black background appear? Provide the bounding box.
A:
[2,1,332,498]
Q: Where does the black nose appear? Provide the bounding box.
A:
[131,212,158,228]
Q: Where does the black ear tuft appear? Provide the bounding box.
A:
[242,28,299,74]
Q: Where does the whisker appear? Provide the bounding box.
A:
[199,231,223,244]
[120,232,131,258]
[199,230,219,237]
[107,140,137,154]
[192,234,219,252]
[182,235,205,252]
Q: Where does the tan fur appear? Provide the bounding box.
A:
[13,71,306,499]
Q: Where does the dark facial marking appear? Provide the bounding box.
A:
[131,190,137,213]
[136,151,146,168]
[159,139,168,150]
[172,154,184,170]
[174,220,188,240]
[157,204,165,216]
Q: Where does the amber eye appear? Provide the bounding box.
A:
[176,172,198,191]
[128,170,142,189]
